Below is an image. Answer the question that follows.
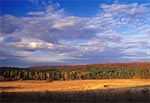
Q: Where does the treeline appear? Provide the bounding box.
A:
[30,62,150,70]
[0,64,150,81]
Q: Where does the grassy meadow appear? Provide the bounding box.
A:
[1,79,150,103]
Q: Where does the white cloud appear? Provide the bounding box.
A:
[52,16,77,30]
[27,11,45,16]
[8,39,53,51]
[23,57,63,63]
[1,2,150,66]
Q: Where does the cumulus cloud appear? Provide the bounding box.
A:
[1,15,21,34]
[8,39,53,51]
[1,2,150,67]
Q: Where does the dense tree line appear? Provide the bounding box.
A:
[30,62,150,70]
[0,64,150,81]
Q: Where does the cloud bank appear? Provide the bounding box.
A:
[1,2,150,67]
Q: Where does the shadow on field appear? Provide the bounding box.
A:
[0,85,150,103]
[0,87,22,90]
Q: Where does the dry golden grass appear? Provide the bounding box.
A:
[1,79,150,92]
[1,79,150,102]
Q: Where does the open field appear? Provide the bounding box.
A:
[0,79,150,103]
[1,79,150,92]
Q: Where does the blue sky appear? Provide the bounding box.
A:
[0,0,150,67]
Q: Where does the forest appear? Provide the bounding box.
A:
[0,62,150,81]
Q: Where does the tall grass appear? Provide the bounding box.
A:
[1,85,150,103]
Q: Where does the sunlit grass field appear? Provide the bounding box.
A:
[1,79,150,92]
[1,79,150,103]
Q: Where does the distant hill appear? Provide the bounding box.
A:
[30,62,150,70]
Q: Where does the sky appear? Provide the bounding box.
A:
[0,0,150,67]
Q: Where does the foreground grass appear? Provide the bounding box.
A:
[0,79,150,103]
